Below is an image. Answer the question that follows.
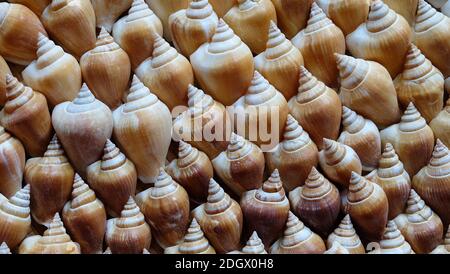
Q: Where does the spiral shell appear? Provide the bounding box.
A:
[289,167,341,237]
[338,106,381,172]
[164,218,216,254]
[327,215,365,254]
[0,126,25,198]
[0,185,31,249]
[430,99,450,148]
[0,242,11,254]
[0,75,52,157]
[136,169,190,249]
[288,66,342,149]
[271,0,313,39]
[270,211,326,254]
[380,103,435,177]
[212,133,265,196]
[91,0,132,32]
[146,0,189,42]
[105,197,152,254]
[228,231,268,254]
[319,139,362,188]
[394,189,444,253]
[369,221,414,254]
[192,179,243,253]
[62,174,106,254]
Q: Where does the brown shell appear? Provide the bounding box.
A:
[430,99,450,148]
[327,214,365,254]
[271,0,313,39]
[0,126,25,198]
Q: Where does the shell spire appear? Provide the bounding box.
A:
[415,0,446,32]
[92,28,120,53]
[281,211,312,247]
[377,143,405,178]
[227,133,252,160]
[296,66,326,103]
[205,179,232,215]
[376,221,413,254]
[0,242,11,254]
[401,44,434,80]
[116,197,146,228]
[151,34,178,68]
[342,107,365,134]
[43,135,67,160]
[126,0,155,23]
[71,83,96,107]
[2,184,31,218]
[151,169,178,197]
[208,19,242,54]
[348,172,374,203]
[39,213,74,245]
[281,115,311,151]
[305,2,333,33]
[264,21,293,60]
[70,174,96,209]
[124,75,158,112]
[335,54,370,90]
[404,189,433,223]
[427,139,450,176]
[35,33,65,69]
[187,84,214,111]
[186,0,214,19]
[177,140,199,168]
[255,169,285,202]
[399,103,427,132]
[366,0,397,33]
[178,218,212,254]
[322,139,346,166]
[327,214,364,253]
[100,140,127,171]
[4,74,33,114]
[241,231,267,254]
[302,167,332,199]
[244,71,277,105]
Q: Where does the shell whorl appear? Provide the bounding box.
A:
[404,189,433,223]
[124,75,158,112]
[296,66,327,103]
[301,167,333,199]
[281,115,311,152]
[415,0,445,33]
[305,2,334,34]
[227,133,253,160]
[4,74,34,114]
[348,172,375,203]
[378,220,412,253]
[151,35,178,68]
[186,0,214,19]
[265,21,293,60]
[335,54,370,90]
[151,169,178,197]
[70,174,97,209]
[255,169,286,202]
[126,0,155,23]
[187,85,214,117]
[208,19,242,54]
[366,0,397,33]
[92,28,120,53]
[342,107,366,134]
[237,0,257,11]
[43,135,67,160]
[377,143,406,178]
[332,215,360,240]
[66,84,101,113]
[177,141,200,168]
[398,103,427,132]
[35,33,65,69]
[1,185,30,219]
[322,139,347,166]
[426,139,450,177]
[40,213,73,245]
[116,197,146,228]
[205,179,232,215]
[101,140,127,171]
[244,71,277,105]
[281,211,313,247]
[178,218,211,254]
[401,44,435,81]
[241,232,266,254]
[0,242,11,254]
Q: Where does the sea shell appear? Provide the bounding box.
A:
[319,139,362,188]
[105,197,152,254]
[265,115,319,191]
[324,241,350,254]
[254,21,304,100]
[394,189,444,253]
[271,0,313,39]
[0,56,11,106]
[0,242,11,254]
[383,0,418,26]
[0,75,52,157]
[91,0,133,32]
[25,135,74,226]
[371,143,411,219]
[288,66,342,149]
[270,211,326,254]
[336,54,401,128]
[0,3,47,65]
[430,225,450,254]
[113,75,172,184]
[8,0,51,16]
[86,140,137,217]
[430,99,450,148]
[380,103,435,177]
[22,34,81,108]
[327,214,365,254]
[80,28,131,110]
[346,0,412,78]
[338,106,381,172]
[145,0,189,42]
[0,185,31,249]
[209,0,236,17]
[212,133,265,196]
[136,169,190,249]
[0,126,25,198]
[18,213,80,254]
[289,167,341,237]
[228,231,268,254]
[192,179,244,253]
[169,0,219,57]
[62,174,106,254]
[394,44,445,122]
[112,0,163,69]
[291,3,345,88]
[190,19,254,106]
[41,0,96,59]
[368,221,414,254]
[52,84,113,177]
[135,34,194,111]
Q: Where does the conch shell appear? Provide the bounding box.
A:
[368,221,414,254]
[145,0,189,42]
[8,0,51,16]
[80,28,131,110]
[327,214,365,254]
[52,84,113,177]
[0,75,52,157]
[169,0,219,57]
[336,54,401,128]
[380,103,435,177]
[254,21,304,100]
[22,34,81,108]
[346,0,412,78]
[288,66,342,149]
[91,0,132,32]
[0,125,25,198]
[394,44,444,123]
[271,0,313,39]
[430,99,450,148]
[18,213,80,254]
[291,3,345,88]
[228,231,268,254]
